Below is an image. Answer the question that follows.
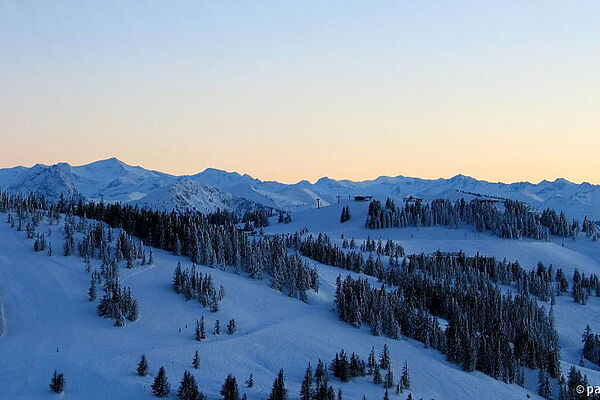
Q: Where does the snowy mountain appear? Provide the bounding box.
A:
[0,163,82,201]
[134,179,265,215]
[0,158,176,204]
[70,158,176,203]
[1,158,600,219]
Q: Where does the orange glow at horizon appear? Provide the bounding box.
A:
[1,1,599,184]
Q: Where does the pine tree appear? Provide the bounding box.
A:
[220,374,239,400]
[137,355,149,376]
[177,370,200,400]
[245,374,254,388]
[227,319,237,335]
[340,206,351,223]
[337,388,343,400]
[315,359,329,388]
[195,318,206,341]
[152,367,171,398]
[379,344,390,370]
[383,388,389,400]
[192,351,200,369]
[538,369,552,400]
[300,363,312,400]
[384,365,394,389]
[127,299,140,322]
[401,361,410,389]
[49,370,65,393]
[368,347,376,375]
[88,278,97,301]
[558,374,568,400]
[269,369,288,400]
[373,364,382,385]
[215,320,221,335]
[114,308,125,327]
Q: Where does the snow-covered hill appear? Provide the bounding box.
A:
[3,199,600,398]
[2,158,600,219]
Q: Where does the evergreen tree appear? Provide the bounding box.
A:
[380,345,390,370]
[383,388,389,400]
[137,354,149,376]
[558,374,568,400]
[245,374,254,388]
[331,350,351,382]
[215,320,221,335]
[384,365,394,389]
[401,361,410,389]
[300,363,312,400]
[114,309,125,327]
[88,278,97,301]
[373,364,382,385]
[192,351,200,369]
[368,347,376,375]
[177,370,200,400]
[49,370,65,393]
[195,318,206,341]
[220,374,239,400]
[127,299,140,322]
[269,369,288,400]
[537,369,552,400]
[315,359,329,388]
[227,319,237,335]
[152,367,171,398]
[340,206,351,223]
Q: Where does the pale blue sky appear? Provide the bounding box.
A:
[1,1,599,183]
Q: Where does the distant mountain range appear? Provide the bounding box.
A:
[1,158,599,220]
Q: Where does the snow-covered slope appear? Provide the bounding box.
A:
[4,200,600,398]
[190,169,329,211]
[0,209,564,400]
[134,179,265,215]
[2,158,600,219]
[71,158,176,203]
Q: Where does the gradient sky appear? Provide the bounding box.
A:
[1,1,599,184]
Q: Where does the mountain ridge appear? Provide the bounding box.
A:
[1,158,600,219]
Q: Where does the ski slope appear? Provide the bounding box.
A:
[1,202,600,398]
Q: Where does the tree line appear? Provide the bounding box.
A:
[365,197,597,241]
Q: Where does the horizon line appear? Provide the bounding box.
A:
[0,157,597,187]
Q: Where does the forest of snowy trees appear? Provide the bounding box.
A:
[172,263,225,312]
[0,190,320,302]
[334,265,562,383]
[365,197,597,241]
[287,233,404,280]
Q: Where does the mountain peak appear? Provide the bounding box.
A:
[449,173,476,181]
[86,157,127,168]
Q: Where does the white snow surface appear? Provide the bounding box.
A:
[2,201,600,398]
